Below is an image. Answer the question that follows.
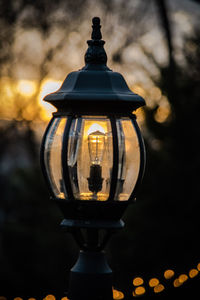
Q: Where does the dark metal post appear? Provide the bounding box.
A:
[61,221,124,300]
[68,250,113,300]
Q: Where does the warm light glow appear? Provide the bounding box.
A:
[189,269,199,278]
[178,274,188,283]
[149,278,159,287]
[87,123,105,135]
[61,297,69,300]
[113,289,124,299]
[173,278,182,287]
[164,269,175,279]
[197,263,200,271]
[44,295,56,300]
[17,80,37,97]
[88,125,105,165]
[133,277,144,286]
[132,84,146,99]
[79,192,108,201]
[134,286,146,296]
[38,79,62,120]
[154,284,165,293]
[154,96,171,123]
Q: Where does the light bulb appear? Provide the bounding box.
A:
[87,124,105,165]
[87,123,105,196]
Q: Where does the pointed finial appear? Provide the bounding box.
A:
[84,17,107,66]
[91,17,102,40]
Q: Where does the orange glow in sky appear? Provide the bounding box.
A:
[17,80,37,97]
[38,79,62,120]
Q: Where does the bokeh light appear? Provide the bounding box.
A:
[133,277,144,286]
[43,295,56,300]
[113,289,124,299]
[17,80,37,97]
[173,278,182,288]
[164,269,175,279]
[189,269,198,278]
[149,278,159,287]
[197,263,200,271]
[38,79,61,120]
[154,283,165,293]
[178,274,188,283]
[133,286,146,296]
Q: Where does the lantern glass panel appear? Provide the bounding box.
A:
[68,116,113,201]
[115,118,140,201]
[44,117,67,199]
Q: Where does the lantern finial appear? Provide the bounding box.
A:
[91,17,102,40]
[84,17,107,66]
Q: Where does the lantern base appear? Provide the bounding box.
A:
[67,250,113,300]
[55,198,130,223]
[61,218,124,229]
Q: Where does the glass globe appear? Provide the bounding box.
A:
[42,115,144,202]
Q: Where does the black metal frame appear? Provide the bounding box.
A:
[108,116,119,201]
[129,114,146,200]
[40,116,56,199]
[62,116,74,200]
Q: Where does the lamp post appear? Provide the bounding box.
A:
[40,17,146,300]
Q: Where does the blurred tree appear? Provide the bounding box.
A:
[110,26,200,299]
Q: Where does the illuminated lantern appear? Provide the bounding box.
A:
[40,17,146,300]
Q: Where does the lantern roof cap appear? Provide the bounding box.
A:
[44,17,145,114]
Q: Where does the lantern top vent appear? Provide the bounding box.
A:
[44,17,145,114]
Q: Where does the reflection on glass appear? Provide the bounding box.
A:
[44,117,67,199]
[115,118,140,201]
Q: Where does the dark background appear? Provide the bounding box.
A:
[0,0,200,299]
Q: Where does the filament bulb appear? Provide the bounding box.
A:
[87,123,105,195]
[87,124,105,165]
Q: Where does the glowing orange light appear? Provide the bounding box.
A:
[38,79,61,120]
[189,269,199,278]
[113,288,124,299]
[173,278,182,287]
[149,278,159,287]
[179,274,188,283]
[154,284,165,293]
[17,80,37,97]
[164,269,175,279]
[44,295,56,300]
[197,263,200,271]
[133,277,144,286]
[61,297,69,300]
[134,286,146,296]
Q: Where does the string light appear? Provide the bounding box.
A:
[154,284,165,293]
[178,274,188,283]
[2,261,200,300]
[164,269,175,279]
[133,277,144,286]
[133,286,146,296]
[189,269,198,278]
[149,278,159,287]
[113,289,124,299]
